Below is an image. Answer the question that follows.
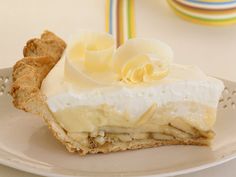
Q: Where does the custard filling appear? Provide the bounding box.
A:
[50,100,216,148]
[52,101,216,135]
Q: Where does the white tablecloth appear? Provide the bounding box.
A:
[1,0,236,176]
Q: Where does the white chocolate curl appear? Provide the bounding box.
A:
[65,32,173,87]
[113,38,173,83]
[64,32,116,87]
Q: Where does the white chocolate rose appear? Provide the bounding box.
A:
[64,32,116,87]
[113,38,173,84]
[64,32,173,87]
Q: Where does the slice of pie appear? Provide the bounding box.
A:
[11,31,224,155]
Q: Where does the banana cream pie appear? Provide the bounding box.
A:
[11,31,224,155]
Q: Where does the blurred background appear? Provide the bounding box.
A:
[1,0,236,81]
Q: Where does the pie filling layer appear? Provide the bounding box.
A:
[52,101,216,147]
[53,101,215,133]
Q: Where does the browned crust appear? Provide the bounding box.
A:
[10,31,81,154]
[23,30,66,61]
[11,31,211,155]
[11,31,66,112]
[84,138,210,155]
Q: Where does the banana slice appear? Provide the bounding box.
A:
[113,38,173,84]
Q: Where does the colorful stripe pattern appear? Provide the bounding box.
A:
[105,0,136,47]
[185,0,236,6]
[168,0,236,26]
[177,0,236,10]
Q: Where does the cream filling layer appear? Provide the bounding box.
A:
[53,101,216,133]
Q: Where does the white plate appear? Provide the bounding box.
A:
[1,68,236,177]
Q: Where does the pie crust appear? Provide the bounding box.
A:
[11,31,214,155]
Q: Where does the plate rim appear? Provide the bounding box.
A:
[1,67,236,177]
[0,148,235,177]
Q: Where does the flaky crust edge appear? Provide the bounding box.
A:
[10,31,210,155]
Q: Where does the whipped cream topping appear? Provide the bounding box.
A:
[41,55,224,119]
